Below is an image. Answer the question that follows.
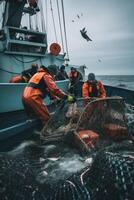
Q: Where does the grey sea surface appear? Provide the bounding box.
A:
[96,75,134,90]
[85,75,134,90]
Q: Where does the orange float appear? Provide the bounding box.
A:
[50,43,61,56]
[74,130,99,151]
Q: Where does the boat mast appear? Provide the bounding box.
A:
[2,0,27,28]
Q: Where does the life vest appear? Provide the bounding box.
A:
[70,71,78,79]
[27,70,49,98]
[87,81,99,97]
[74,130,99,151]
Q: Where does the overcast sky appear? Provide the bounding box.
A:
[46,0,134,75]
[0,0,133,75]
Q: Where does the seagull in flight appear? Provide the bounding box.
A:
[80,27,92,42]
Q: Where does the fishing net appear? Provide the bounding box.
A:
[0,142,88,200]
[42,101,70,134]
[76,97,129,140]
[0,97,134,200]
[84,143,134,200]
[0,143,134,200]
[125,104,134,138]
[0,147,50,200]
[41,100,84,143]
[50,143,134,200]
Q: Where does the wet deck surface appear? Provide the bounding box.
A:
[0,110,28,129]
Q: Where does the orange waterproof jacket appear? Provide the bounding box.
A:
[70,71,78,79]
[9,75,27,83]
[24,68,66,99]
[82,81,106,99]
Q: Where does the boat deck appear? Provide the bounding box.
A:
[0,110,28,129]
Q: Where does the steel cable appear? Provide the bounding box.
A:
[61,0,69,60]
[56,0,65,53]
[50,0,58,42]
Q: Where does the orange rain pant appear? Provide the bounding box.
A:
[22,87,50,126]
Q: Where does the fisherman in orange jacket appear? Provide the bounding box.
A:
[9,63,38,83]
[82,73,106,101]
[22,65,74,126]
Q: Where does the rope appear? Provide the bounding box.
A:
[2,0,7,27]
[0,67,20,75]
[39,1,46,33]
[45,0,48,34]
[29,15,32,29]
[0,2,4,26]
[35,14,39,31]
[61,0,69,60]
[11,55,40,64]
[56,0,65,53]
[50,0,58,42]
[4,1,25,27]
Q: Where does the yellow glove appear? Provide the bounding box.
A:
[67,95,75,103]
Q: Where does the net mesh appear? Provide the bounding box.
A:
[75,97,129,140]
[0,97,134,199]
[49,143,134,200]
[84,143,134,200]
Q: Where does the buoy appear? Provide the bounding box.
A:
[50,43,61,56]
[74,130,99,151]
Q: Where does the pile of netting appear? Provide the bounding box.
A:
[0,143,50,200]
[125,103,134,138]
[0,142,133,200]
[50,142,134,200]
[0,97,134,200]
[43,97,131,142]
[76,97,129,140]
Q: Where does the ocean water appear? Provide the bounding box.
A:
[96,75,134,90]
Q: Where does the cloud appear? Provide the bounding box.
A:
[41,0,134,74]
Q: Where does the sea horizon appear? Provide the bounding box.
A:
[85,75,134,91]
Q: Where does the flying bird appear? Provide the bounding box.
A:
[77,14,80,19]
[72,20,75,22]
[80,27,92,42]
